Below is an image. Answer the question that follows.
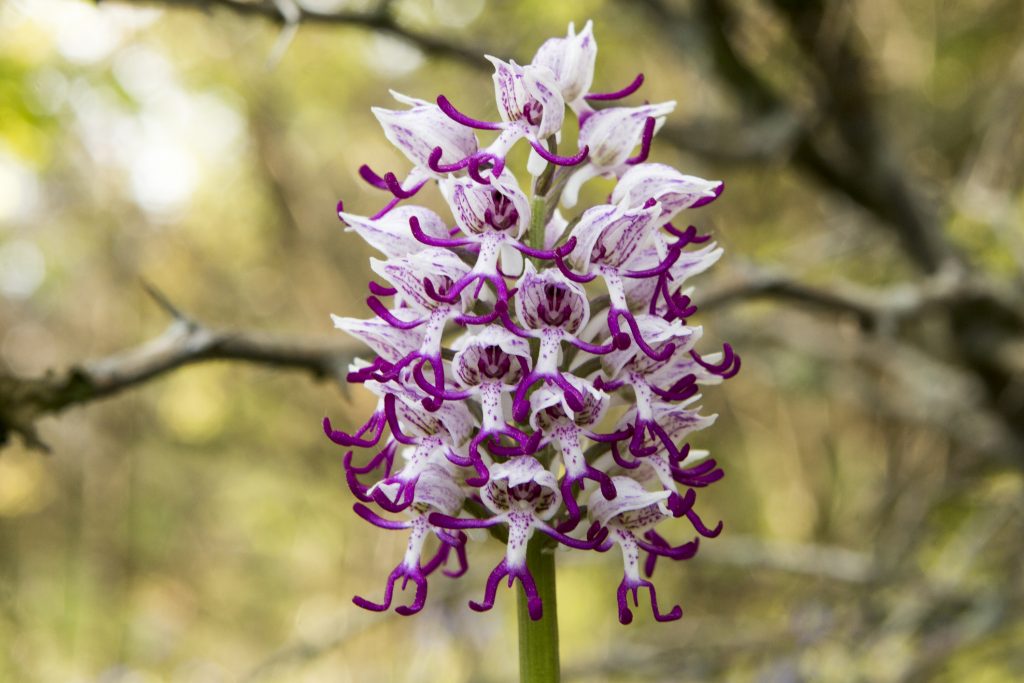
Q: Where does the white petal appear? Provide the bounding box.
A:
[612,163,723,222]
[340,205,449,257]
[531,20,596,103]
[587,476,671,530]
[331,313,422,362]
[373,101,478,169]
[579,102,675,170]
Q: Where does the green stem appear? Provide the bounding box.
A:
[518,184,560,683]
[528,195,547,252]
[517,537,560,683]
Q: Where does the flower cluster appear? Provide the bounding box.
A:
[326,21,739,625]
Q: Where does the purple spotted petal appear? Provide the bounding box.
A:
[579,102,675,170]
[331,313,423,363]
[622,240,724,310]
[514,261,590,334]
[371,250,472,314]
[439,169,531,238]
[412,461,465,515]
[602,315,696,379]
[486,57,565,140]
[567,201,662,271]
[372,91,479,169]
[482,457,562,519]
[340,205,451,257]
[529,377,607,431]
[612,163,724,221]
[617,402,718,453]
[381,382,476,445]
[588,476,672,531]
[652,350,726,387]
[451,327,531,387]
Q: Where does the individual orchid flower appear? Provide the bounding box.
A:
[620,239,724,317]
[330,315,424,375]
[407,169,534,306]
[561,102,677,208]
[429,457,606,619]
[327,22,739,628]
[436,59,591,178]
[589,476,700,624]
[373,91,480,171]
[444,327,537,485]
[500,261,621,422]
[344,95,473,221]
[358,90,480,210]
[351,461,469,615]
[364,249,476,394]
[333,380,473,512]
[529,378,619,531]
[533,20,650,120]
[559,201,683,360]
[611,400,719,512]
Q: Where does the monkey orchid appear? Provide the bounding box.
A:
[324,23,739,650]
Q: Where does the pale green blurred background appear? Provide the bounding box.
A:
[1,0,1023,681]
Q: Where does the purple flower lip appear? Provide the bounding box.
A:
[409,216,474,248]
[664,222,712,243]
[383,172,420,199]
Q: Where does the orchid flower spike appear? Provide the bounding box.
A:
[328,21,738,624]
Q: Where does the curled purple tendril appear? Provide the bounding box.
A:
[585,73,645,101]
[617,576,682,624]
[437,95,503,130]
[529,138,590,166]
[625,117,656,165]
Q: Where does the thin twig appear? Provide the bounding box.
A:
[109,0,484,66]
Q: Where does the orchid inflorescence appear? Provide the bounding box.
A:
[326,21,739,625]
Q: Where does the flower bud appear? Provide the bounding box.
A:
[531,20,597,105]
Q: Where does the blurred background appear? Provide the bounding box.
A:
[1,0,1023,681]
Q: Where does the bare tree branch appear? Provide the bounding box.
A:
[0,288,361,451]
[109,0,484,66]
[700,263,1024,333]
[634,0,956,274]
